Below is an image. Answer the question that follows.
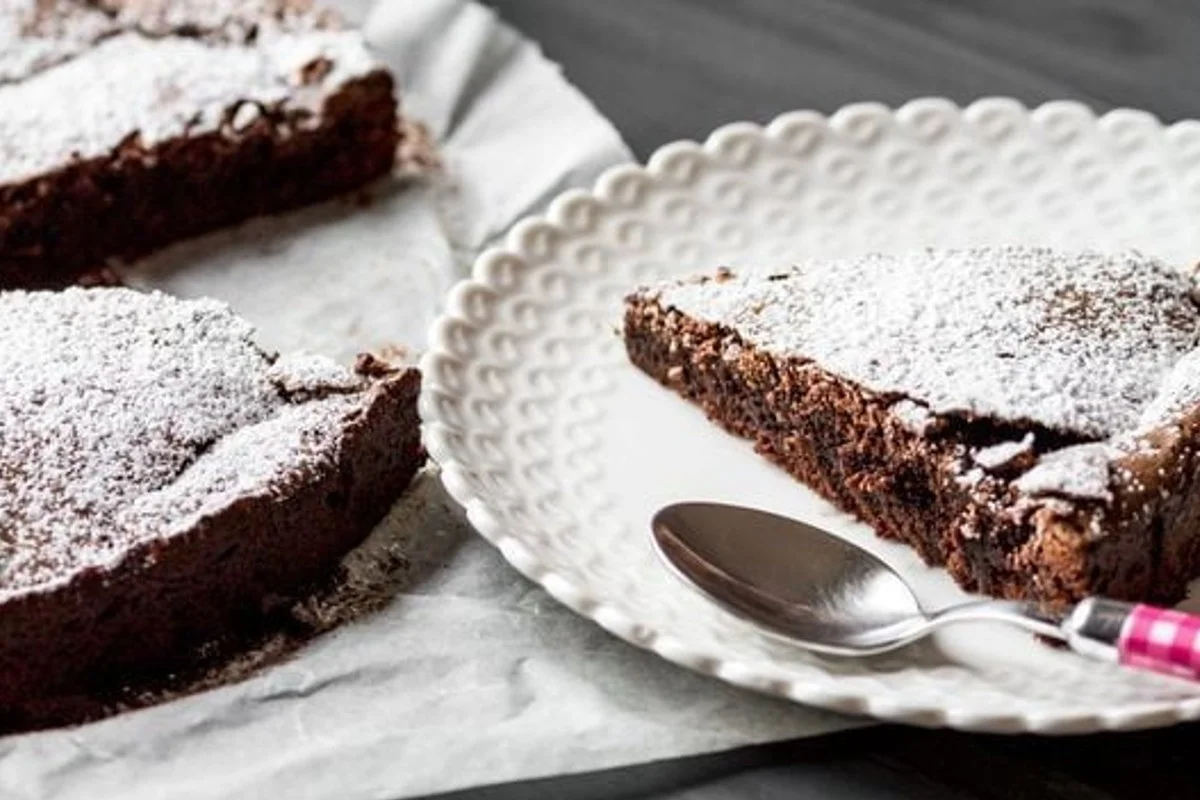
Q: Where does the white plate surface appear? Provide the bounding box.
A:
[420,98,1200,732]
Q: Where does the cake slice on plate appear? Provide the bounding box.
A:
[0,0,404,288]
[0,287,424,728]
[624,247,1200,606]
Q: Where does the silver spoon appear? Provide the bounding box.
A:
[652,501,1200,680]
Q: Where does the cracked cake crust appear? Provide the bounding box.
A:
[0,287,425,729]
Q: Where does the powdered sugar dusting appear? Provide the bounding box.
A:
[122,394,361,537]
[0,0,116,83]
[0,0,381,186]
[973,433,1035,470]
[1137,349,1200,431]
[891,399,933,435]
[0,0,347,84]
[0,287,368,599]
[1013,443,1115,501]
[269,351,363,396]
[956,467,985,488]
[655,247,1200,439]
[96,0,339,38]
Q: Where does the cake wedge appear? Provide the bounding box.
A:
[0,287,424,730]
[624,247,1200,607]
[0,0,404,289]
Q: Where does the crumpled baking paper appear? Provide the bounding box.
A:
[0,1,861,797]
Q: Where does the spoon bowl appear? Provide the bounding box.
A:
[652,502,930,654]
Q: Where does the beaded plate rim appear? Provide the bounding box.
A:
[419,97,1200,733]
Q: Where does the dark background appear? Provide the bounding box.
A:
[488,0,1200,160]
[449,2,1200,797]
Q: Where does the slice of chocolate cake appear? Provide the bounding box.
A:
[0,0,404,289]
[0,287,424,729]
[625,247,1200,606]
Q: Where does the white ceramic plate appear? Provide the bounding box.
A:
[419,98,1200,732]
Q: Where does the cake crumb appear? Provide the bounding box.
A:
[891,399,934,435]
[973,433,1035,471]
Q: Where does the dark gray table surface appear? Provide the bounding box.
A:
[443,2,1200,797]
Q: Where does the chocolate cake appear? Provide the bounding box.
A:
[0,287,424,728]
[0,0,403,289]
[625,247,1200,606]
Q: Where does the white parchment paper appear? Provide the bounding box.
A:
[0,2,862,797]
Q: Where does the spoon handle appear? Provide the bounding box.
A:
[1065,598,1200,681]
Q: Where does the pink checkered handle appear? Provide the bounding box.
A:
[1063,598,1200,681]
